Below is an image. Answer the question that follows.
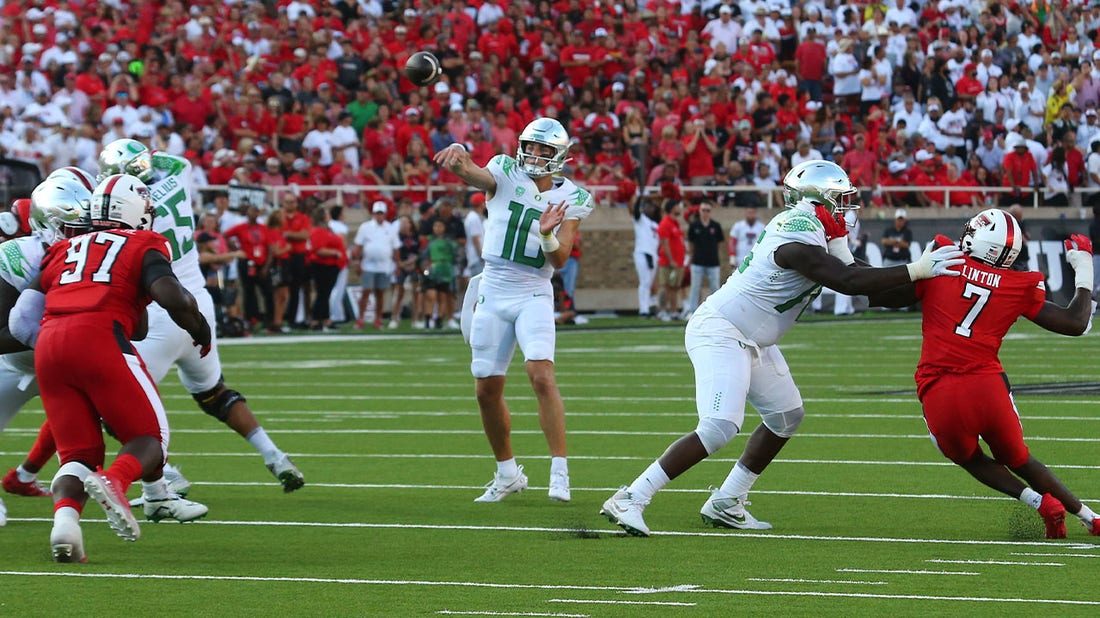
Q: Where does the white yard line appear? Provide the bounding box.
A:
[1010,553,1100,558]
[746,578,888,585]
[837,569,979,576]
[440,607,589,611]
[925,559,1065,567]
[8,517,1097,550]
[547,599,695,606]
[2,571,1098,606]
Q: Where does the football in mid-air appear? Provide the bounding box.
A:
[405,51,442,86]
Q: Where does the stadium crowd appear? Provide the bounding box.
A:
[0,0,1097,329]
[0,0,1097,213]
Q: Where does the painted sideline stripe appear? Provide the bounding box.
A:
[746,578,888,586]
[925,559,1064,567]
[550,598,695,602]
[1010,553,1100,559]
[8,518,1097,549]
[2,571,1097,606]
[837,569,979,576]
[440,607,589,611]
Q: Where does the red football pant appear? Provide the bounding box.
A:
[35,319,169,470]
[920,372,1029,468]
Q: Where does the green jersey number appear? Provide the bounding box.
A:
[500,201,546,268]
[155,190,194,261]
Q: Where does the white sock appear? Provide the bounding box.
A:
[16,465,36,483]
[143,478,170,501]
[1076,504,1098,524]
[1019,488,1043,509]
[719,462,759,498]
[54,505,80,525]
[626,460,670,502]
[246,428,280,463]
[550,457,568,476]
[496,458,519,478]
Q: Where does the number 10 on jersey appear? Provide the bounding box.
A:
[500,201,546,268]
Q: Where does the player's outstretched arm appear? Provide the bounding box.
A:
[775,241,964,296]
[1031,234,1094,336]
[142,251,212,355]
[433,144,497,195]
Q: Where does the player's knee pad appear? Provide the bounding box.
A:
[761,406,805,439]
[695,416,740,455]
[192,379,246,422]
[52,461,93,492]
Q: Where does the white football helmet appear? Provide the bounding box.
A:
[782,160,859,217]
[516,117,571,177]
[959,208,1023,269]
[89,174,154,231]
[48,166,97,192]
[98,138,155,183]
[29,176,92,245]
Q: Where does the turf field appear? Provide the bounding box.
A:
[1,315,1099,616]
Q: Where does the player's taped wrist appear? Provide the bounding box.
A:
[539,231,560,254]
[827,237,855,265]
[1066,250,1093,290]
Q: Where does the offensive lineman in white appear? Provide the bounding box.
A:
[434,118,593,503]
[0,169,207,533]
[601,161,966,536]
[97,139,304,494]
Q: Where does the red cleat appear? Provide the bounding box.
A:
[1086,517,1100,536]
[1038,493,1067,539]
[2,469,52,497]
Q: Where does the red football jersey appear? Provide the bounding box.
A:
[39,229,171,339]
[914,256,1045,393]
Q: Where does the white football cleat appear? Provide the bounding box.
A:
[267,453,305,493]
[50,518,86,563]
[144,494,209,523]
[700,489,772,530]
[600,487,651,537]
[548,470,571,502]
[83,471,141,542]
[473,465,528,503]
[162,463,191,497]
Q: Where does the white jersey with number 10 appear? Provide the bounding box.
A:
[481,154,593,286]
[147,152,203,292]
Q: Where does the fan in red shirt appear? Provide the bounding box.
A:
[657,200,686,320]
[223,202,274,328]
[869,213,1100,539]
[8,175,211,562]
[306,207,347,331]
[280,193,313,328]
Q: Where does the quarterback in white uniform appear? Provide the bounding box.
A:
[97,139,303,494]
[435,118,593,503]
[601,160,967,536]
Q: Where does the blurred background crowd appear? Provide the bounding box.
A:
[2,0,1099,329]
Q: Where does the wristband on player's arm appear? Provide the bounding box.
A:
[539,231,560,254]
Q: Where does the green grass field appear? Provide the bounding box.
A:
[1,315,1099,616]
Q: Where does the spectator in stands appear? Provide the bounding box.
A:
[1002,137,1042,206]
[830,39,861,111]
[307,207,346,332]
[354,201,399,330]
[421,219,459,330]
[794,30,827,101]
[224,202,274,331]
[1042,147,1072,207]
[683,201,723,319]
[657,200,686,322]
